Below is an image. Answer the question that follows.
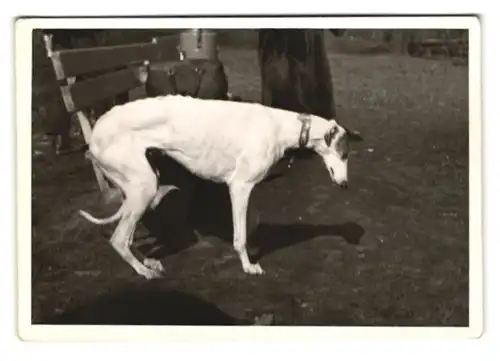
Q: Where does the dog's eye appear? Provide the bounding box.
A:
[340,152,348,160]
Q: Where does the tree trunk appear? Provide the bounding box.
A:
[258,29,337,120]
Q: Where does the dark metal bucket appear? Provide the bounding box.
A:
[179,29,218,60]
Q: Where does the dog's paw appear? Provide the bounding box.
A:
[143,258,165,273]
[244,263,265,275]
[136,266,163,280]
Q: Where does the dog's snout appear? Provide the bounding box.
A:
[339,181,348,189]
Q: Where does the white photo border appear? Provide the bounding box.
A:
[16,15,482,341]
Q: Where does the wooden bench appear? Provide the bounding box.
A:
[42,33,183,197]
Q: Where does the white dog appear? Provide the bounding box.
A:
[79,95,362,279]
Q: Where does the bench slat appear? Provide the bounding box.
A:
[60,66,148,112]
[52,36,180,80]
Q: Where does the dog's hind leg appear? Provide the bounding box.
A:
[228,182,264,275]
[110,178,165,279]
[97,145,165,279]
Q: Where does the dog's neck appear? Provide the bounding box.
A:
[279,112,330,151]
[297,113,312,148]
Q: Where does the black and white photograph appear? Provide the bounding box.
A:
[16,16,481,340]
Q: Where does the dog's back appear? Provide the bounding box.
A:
[89,95,301,162]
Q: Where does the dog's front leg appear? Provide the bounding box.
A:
[228,181,264,275]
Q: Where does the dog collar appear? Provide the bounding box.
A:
[298,113,312,148]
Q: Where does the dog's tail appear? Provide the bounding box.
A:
[78,203,124,225]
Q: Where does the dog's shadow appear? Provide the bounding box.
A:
[138,174,365,261]
[249,222,365,262]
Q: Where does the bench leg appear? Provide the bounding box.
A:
[74,111,112,196]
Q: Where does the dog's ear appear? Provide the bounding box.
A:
[346,128,363,142]
[324,126,339,147]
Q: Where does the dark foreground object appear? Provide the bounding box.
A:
[45,287,245,325]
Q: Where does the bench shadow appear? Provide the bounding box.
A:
[43,287,244,325]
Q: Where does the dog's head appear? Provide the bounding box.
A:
[311,120,363,189]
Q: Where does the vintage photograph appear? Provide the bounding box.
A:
[19,16,480,339]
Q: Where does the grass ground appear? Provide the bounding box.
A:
[31,46,469,326]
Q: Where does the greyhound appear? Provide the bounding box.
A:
[79,95,362,279]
